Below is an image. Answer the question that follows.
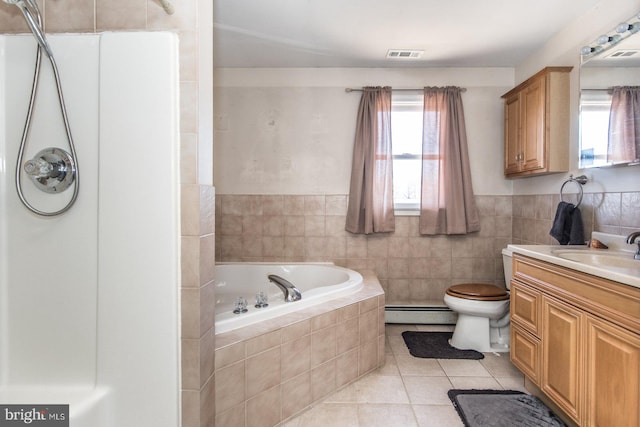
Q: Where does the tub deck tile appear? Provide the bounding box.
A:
[214,270,385,425]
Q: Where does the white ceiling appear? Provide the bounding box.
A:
[213,0,602,68]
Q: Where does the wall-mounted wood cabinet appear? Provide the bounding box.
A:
[502,67,572,178]
[510,254,640,426]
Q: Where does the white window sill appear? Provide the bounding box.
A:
[394,209,420,216]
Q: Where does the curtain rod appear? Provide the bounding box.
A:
[345,87,466,93]
[583,86,640,93]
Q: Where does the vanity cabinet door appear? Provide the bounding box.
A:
[542,295,583,424]
[585,316,640,427]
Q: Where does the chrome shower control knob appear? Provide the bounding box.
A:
[23,147,76,193]
[24,157,53,178]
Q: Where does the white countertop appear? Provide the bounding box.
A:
[508,233,640,289]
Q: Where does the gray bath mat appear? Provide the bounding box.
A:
[448,389,566,427]
[401,331,484,359]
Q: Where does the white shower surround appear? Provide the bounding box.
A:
[0,32,180,426]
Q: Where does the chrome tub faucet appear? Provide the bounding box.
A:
[268,274,302,302]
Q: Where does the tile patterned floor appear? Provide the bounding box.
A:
[283,324,526,426]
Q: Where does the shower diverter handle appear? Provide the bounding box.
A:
[23,147,76,193]
[24,157,56,178]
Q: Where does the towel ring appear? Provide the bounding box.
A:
[560,174,588,208]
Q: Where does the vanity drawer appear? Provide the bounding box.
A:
[511,323,541,385]
[511,280,541,336]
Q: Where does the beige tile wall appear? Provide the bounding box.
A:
[216,190,640,306]
[214,274,386,426]
[0,2,215,426]
[215,194,513,305]
[512,191,640,245]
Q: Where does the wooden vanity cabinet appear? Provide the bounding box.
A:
[502,67,572,178]
[510,254,640,426]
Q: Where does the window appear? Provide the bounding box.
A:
[347,87,477,235]
[579,90,612,167]
[391,92,423,211]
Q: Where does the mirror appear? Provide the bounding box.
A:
[579,11,640,168]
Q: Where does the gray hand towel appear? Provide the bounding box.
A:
[550,202,585,245]
[569,207,585,245]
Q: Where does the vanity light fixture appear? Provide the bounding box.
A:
[582,21,637,57]
[616,22,640,34]
[596,34,621,45]
[581,45,603,56]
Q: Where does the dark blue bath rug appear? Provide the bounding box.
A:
[401,331,484,359]
[448,389,566,427]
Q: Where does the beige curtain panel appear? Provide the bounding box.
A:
[346,87,396,234]
[419,86,480,235]
[608,86,640,164]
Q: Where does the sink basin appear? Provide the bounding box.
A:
[551,249,640,273]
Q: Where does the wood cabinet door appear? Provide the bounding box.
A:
[504,92,521,175]
[542,295,583,424]
[520,76,546,172]
[585,316,640,427]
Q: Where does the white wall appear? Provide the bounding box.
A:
[513,0,640,195]
[214,67,514,195]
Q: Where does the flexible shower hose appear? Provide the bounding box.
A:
[15,34,80,216]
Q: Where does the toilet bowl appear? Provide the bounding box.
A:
[443,247,513,353]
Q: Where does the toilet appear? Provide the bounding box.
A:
[443,247,513,353]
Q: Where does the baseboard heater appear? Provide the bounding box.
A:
[385,305,457,325]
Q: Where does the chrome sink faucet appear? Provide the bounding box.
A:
[626,231,640,260]
[268,274,302,302]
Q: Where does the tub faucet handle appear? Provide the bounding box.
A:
[255,292,269,308]
[233,297,248,314]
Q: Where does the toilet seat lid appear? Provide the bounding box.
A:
[446,283,509,301]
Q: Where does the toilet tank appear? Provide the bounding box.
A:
[502,247,514,290]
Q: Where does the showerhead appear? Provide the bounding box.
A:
[4,0,54,58]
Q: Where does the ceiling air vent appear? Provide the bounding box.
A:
[386,49,424,59]
[605,49,640,58]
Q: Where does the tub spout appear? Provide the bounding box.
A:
[268,274,302,302]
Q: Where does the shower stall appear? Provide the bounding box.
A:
[0,32,180,426]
